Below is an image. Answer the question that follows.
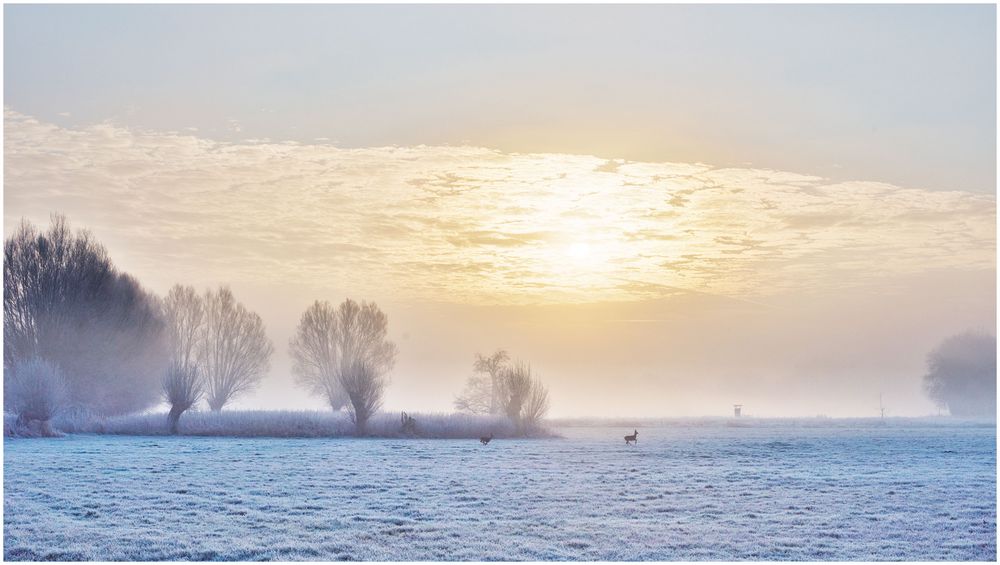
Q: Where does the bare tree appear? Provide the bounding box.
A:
[163,285,205,369]
[199,286,273,411]
[521,375,551,431]
[475,350,509,414]
[288,301,348,410]
[162,362,202,434]
[454,349,509,415]
[498,360,533,421]
[496,360,551,432]
[289,298,397,433]
[4,358,68,435]
[335,299,397,433]
[342,360,387,433]
[924,331,996,419]
[3,215,168,416]
[454,374,493,415]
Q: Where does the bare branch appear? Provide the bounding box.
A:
[473,349,509,415]
[199,286,273,411]
[289,298,397,433]
[494,359,550,432]
[163,285,205,370]
[3,215,168,416]
[454,374,493,415]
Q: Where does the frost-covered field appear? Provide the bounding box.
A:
[4,420,995,560]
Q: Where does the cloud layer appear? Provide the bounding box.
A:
[5,109,995,305]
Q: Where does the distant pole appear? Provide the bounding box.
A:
[879,394,885,420]
[733,404,742,418]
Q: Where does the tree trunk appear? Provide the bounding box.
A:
[39,419,55,437]
[168,406,184,434]
[354,415,368,436]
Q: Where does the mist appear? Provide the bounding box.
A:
[3,113,995,420]
[3,5,995,562]
[169,266,992,419]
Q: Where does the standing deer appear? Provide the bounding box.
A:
[624,429,638,445]
[480,432,493,445]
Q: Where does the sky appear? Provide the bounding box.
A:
[3,4,997,417]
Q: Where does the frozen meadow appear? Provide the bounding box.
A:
[3,419,995,561]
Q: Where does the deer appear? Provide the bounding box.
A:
[624,429,638,445]
[480,432,493,445]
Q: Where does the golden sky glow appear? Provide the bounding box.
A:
[4,110,996,417]
[4,110,994,307]
[2,5,996,419]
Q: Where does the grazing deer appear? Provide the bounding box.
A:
[480,432,493,445]
[624,429,638,445]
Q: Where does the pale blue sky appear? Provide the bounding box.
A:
[5,4,996,193]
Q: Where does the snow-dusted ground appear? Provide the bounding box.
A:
[4,420,995,560]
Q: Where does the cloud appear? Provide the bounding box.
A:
[4,108,995,305]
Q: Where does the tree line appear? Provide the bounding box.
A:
[4,215,552,436]
[16,214,989,432]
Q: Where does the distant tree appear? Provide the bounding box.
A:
[475,350,510,414]
[199,286,273,411]
[923,332,996,419]
[454,349,509,415]
[289,299,397,433]
[454,374,493,415]
[521,375,551,430]
[289,301,349,410]
[3,215,168,416]
[499,360,533,421]
[162,362,202,434]
[163,285,205,369]
[4,358,68,436]
[497,360,551,432]
[342,360,387,433]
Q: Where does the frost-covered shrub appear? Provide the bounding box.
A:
[87,409,542,439]
[4,358,68,434]
[365,411,522,439]
[101,409,350,437]
[3,412,17,437]
[50,405,105,434]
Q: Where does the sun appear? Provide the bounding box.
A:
[568,241,591,261]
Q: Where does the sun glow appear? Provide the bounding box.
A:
[4,109,995,306]
[568,241,591,261]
